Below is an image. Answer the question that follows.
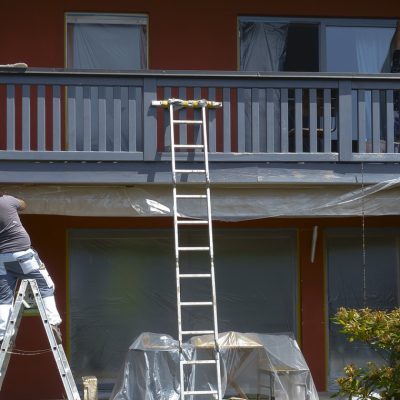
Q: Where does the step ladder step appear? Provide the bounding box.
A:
[184,390,219,395]
[179,273,212,278]
[178,246,210,251]
[181,330,214,335]
[182,360,217,365]
[175,169,206,174]
[176,194,207,199]
[180,301,213,306]
[174,144,205,149]
[173,120,203,125]
[183,390,218,395]
[177,219,208,225]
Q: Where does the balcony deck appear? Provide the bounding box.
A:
[0,68,399,185]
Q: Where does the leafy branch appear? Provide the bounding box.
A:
[333,307,400,400]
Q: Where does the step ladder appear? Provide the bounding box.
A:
[0,279,81,400]
[152,98,223,400]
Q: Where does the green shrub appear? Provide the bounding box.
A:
[332,307,400,400]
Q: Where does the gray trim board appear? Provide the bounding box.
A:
[0,161,398,185]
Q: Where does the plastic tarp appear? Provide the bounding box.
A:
[2,179,400,219]
[69,229,298,382]
[326,228,400,390]
[66,13,147,70]
[110,331,319,400]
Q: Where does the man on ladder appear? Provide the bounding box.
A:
[0,193,62,344]
[0,193,81,400]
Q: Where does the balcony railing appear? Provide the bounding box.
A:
[0,69,399,163]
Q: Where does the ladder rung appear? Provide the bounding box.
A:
[182,330,214,335]
[180,301,213,306]
[176,194,207,199]
[174,144,204,149]
[179,273,211,278]
[182,360,217,365]
[178,246,210,251]
[175,169,206,174]
[177,220,208,225]
[173,120,203,125]
[184,390,219,395]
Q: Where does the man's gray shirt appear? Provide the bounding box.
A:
[0,195,31,253]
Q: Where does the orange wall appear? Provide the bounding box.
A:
[1,214,399,399]
[0,0,399,70]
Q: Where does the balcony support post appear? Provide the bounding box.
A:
[143,77,157,161]
[338,80,353,161]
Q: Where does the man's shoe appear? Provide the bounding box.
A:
[51,324,62,344]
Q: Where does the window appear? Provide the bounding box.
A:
[69,228,298,394]
[326,228,400,390]
[239,17,399,151]
[66,13,148,70]
[65,14,147,152]
[239,17,396,73]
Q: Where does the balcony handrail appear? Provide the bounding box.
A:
[0,68,399,162]
[2,67,400,79]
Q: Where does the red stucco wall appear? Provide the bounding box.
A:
[0,0,399,70]
[0,213,399,399]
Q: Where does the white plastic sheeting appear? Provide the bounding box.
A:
[2,178,400,220]
[326,228,400,390]
[66,14,147,70]
[69,229,298,382]
[110,331,319,400]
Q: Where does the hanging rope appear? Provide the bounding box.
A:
[361,161,367,307]
[4,347,52,356]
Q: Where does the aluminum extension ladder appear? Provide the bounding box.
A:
[0,279,81,400]
[152,98,223,400]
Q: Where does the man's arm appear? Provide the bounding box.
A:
[17,198,27,211]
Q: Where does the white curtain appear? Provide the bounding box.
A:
[355,29,392,73]
[354,28,394,144]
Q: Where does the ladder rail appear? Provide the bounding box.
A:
[0,280,81,400]
[170,102,184,355]
[29,280,81,400]
[201,105,223,399]
[0,280,29,390]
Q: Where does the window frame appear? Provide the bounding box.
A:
[237,16,397,72]
[64,12,149,70]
